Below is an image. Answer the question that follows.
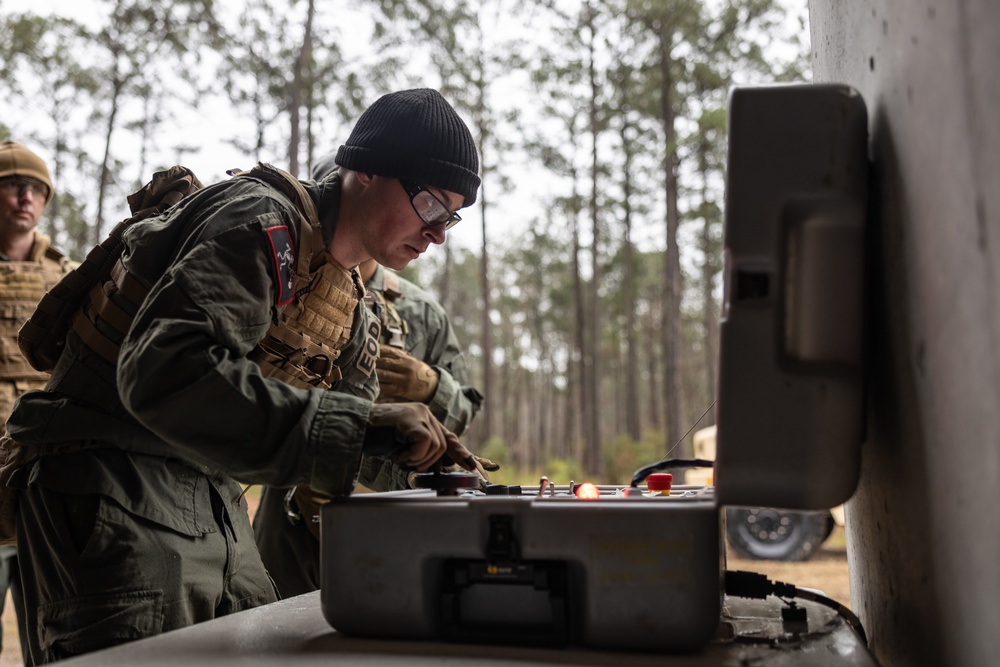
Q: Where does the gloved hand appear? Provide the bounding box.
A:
[363,402,476,473]
[471,454,501,472]
[288,485,329,540]
[408,453,501,487]
[445,454,501,482]
[376,346,439,403]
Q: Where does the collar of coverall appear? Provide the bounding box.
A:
[313,171,342,250]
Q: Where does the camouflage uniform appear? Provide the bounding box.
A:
[0,230,71,663]
[253,263,482,598]
[3,174,387,664]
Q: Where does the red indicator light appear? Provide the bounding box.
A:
[575,482,600,500]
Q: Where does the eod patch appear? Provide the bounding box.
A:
[264,225,295,305]
[356,318,381,378]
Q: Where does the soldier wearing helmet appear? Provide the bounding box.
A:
[0,141,72,664]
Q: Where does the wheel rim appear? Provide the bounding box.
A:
[729,508,808,559]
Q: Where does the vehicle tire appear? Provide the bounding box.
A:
[725,507,831,562]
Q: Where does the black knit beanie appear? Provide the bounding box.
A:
[335,89,481,207]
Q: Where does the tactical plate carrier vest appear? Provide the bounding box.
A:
[0,235,72,417]
[63,164,362,391]
[250,253,363,389]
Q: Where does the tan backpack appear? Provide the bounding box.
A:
[17,165,206,372]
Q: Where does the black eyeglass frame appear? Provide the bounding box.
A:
[399,179,462,230]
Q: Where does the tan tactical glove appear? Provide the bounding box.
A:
[376,346,439,403]
[364,402,476,473]
[471,454,501,473]
[444,454,500,483]
[407,454,501,488]
[289,485,329,540]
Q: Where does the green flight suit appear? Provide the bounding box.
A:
[253,263,482,598]
[4,173,381,664]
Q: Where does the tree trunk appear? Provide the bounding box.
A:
[572,198,586,465]
[659,27,684,456]
[646,307,662,430]
[620,87,641,442]
[476,78,494,442]
[94,76,123,244]
[439,243,453,312]
[304,0,316,174]
[530,238,551,463]
[698,136,718,424]
[287,0,314,177]
[584,1,604,477]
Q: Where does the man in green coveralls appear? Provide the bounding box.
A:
[0,89,482,664]
[253,148,486,595]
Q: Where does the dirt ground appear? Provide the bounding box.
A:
[0,509,850,666]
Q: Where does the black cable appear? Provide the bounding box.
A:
[629,401,717,487]
[629,458,715,487]
[792,586,867,645]
[725,570,867,646]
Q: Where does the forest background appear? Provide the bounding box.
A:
[0,0,810,485]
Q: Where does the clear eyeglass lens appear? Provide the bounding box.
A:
[1,180,47,198]
[414,191,450,225]
[400,179,460,229]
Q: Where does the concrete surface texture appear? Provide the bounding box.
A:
[808,1,1000,666]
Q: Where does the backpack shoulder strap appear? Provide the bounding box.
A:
[234,163,321,292]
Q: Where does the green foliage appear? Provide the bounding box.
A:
[478,436,510,467]
[542,456,586,484]
[43,190,92,258]
[487,456,587,487]
[603,429,666,485]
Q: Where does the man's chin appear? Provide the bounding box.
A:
[382,256,412,271]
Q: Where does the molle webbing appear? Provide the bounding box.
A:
[0,261,67,380]
[70,260,146,365]
[250,257,362,390]
[369,271,408,348]
[381,270,402,299]
[289,256,361,348]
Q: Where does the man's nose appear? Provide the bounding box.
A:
[423,224,447,245]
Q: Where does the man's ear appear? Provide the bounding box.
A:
[356,172,375,186]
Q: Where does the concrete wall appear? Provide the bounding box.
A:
[808,2,1000,666]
